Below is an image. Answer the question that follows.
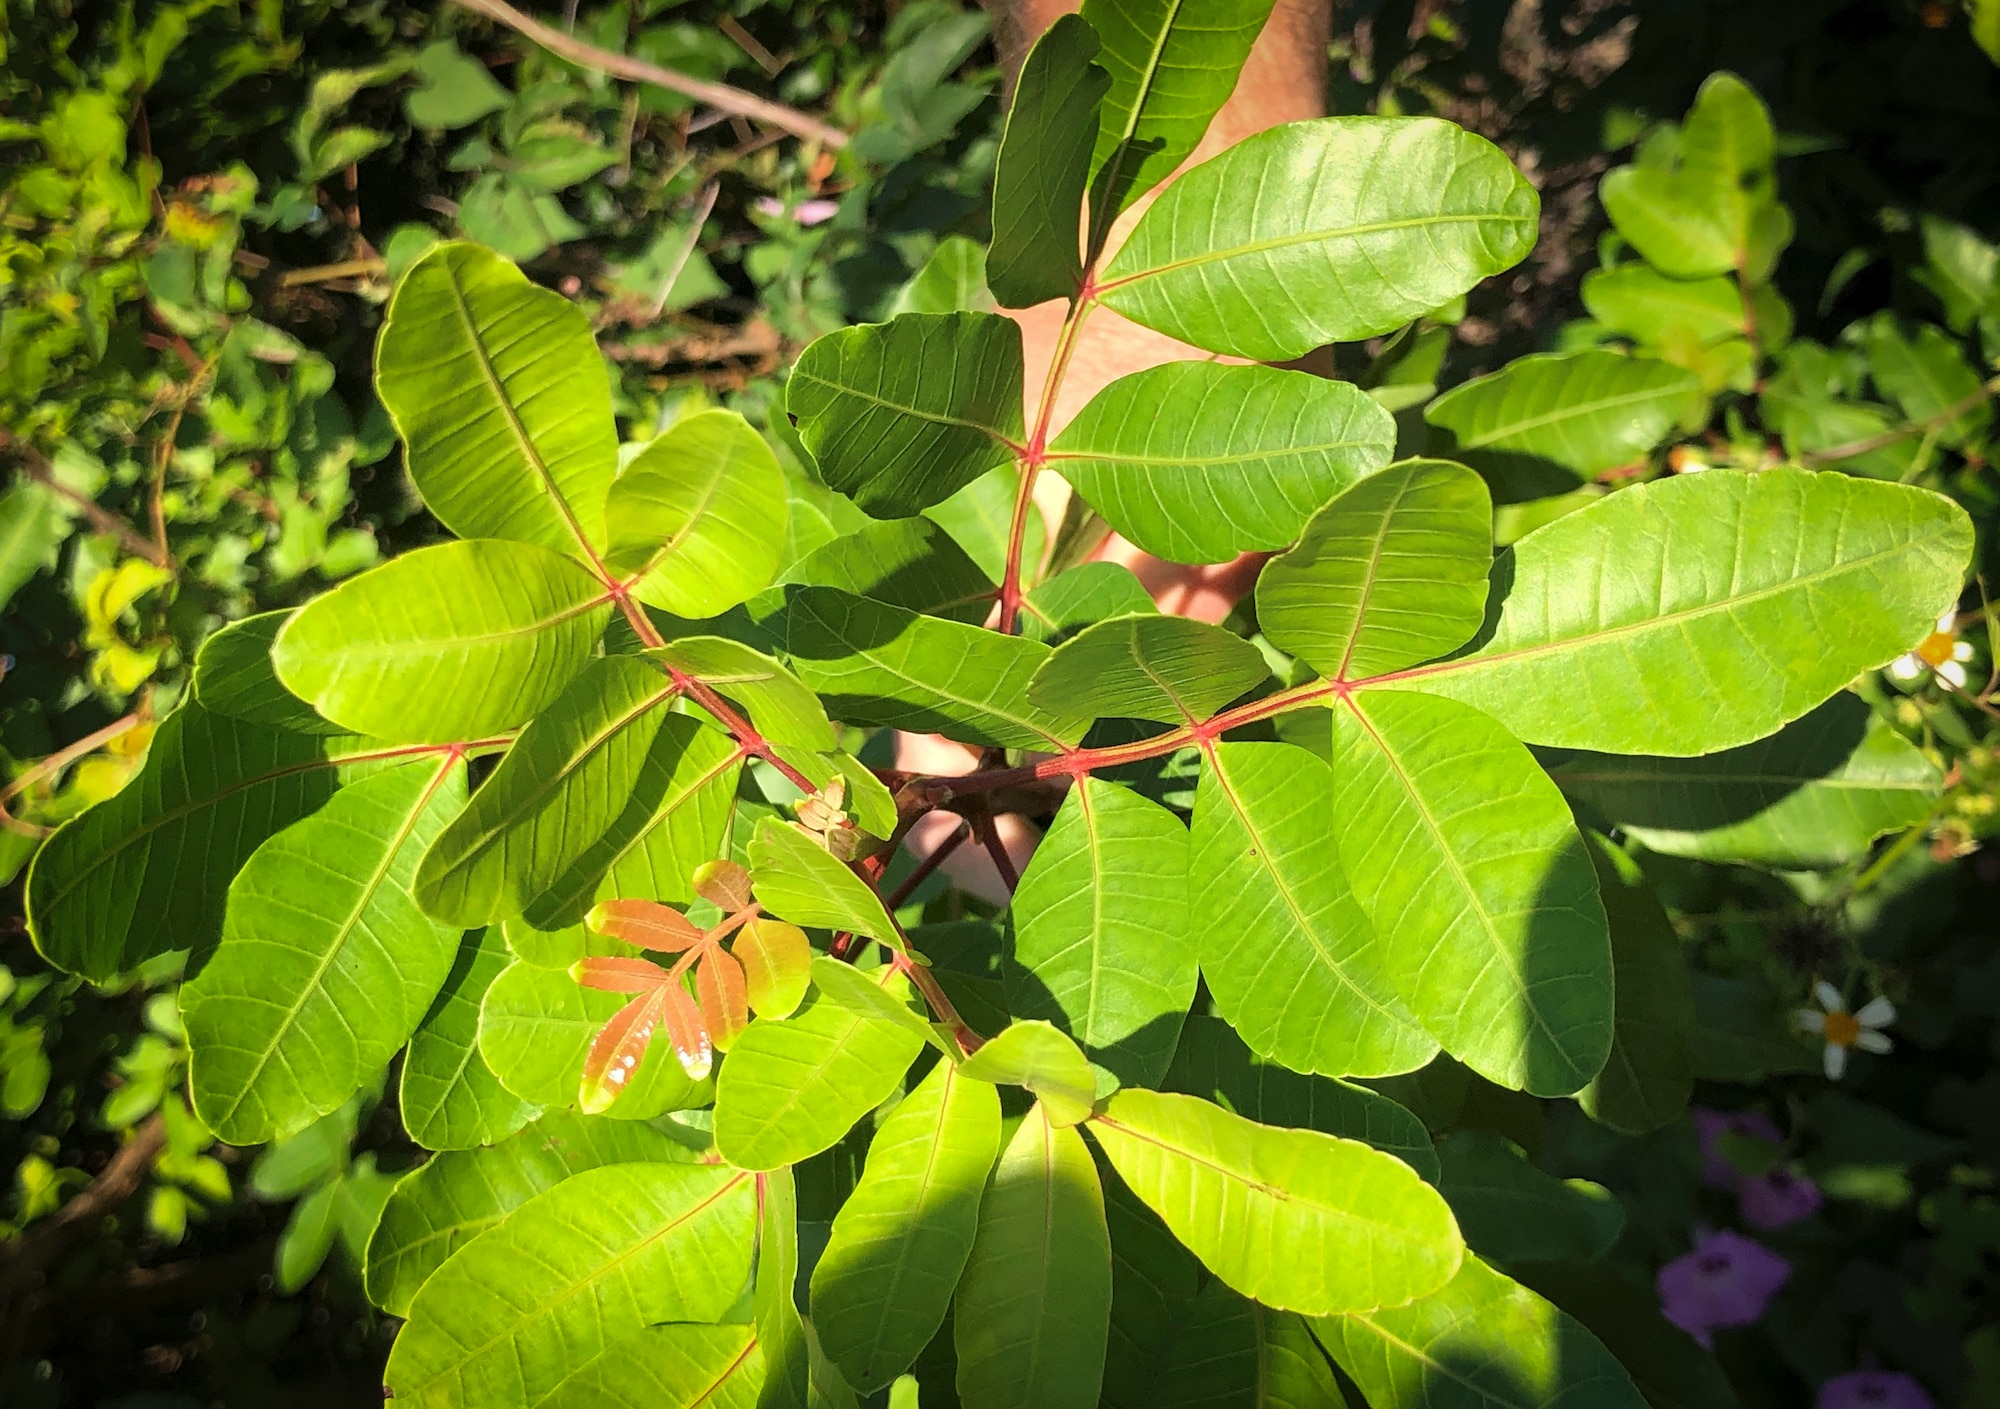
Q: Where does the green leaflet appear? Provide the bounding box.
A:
[1313,1255,1647,1409]
[272,538,613,744]
[1578,835,1694,1136]
[1080,0,1278,232]
[1088,1089,1462,1316]
[191,610,342,734]
[520,714,743,930]
[1019,562,1156,645]
[810,1060,1002,1391]
[1098,118,1539,361]
[413,657,690,926]
[1101,1171,1201,1409]
[651,637,835,752]
[376,241,618,557]
[541,1324,762,1409]
[1163,1015,1438,1183]
[1866,315,1993,445]
[1028,614,1267,724]
[1332,690,1612,1098]
[713,959,926,1170]
[779,515,995,624]
[1598,73,1788,282]
[400,927,539,1151]
[1581,264,1752,348]
[26,705,345,982]
[1423,350,1706,496]
[184,758,467,1145]
[478,959,706,1118]
[1192,741,1437,1080]
[988,14,1109,310]
[365,1111,697,1316]
[787,313,1026,517]
[1547,694,1943,869]
[1379,469,1974,755]
[955,1105,1112,1409]
[382,1162,755,1408]
[749,817,898,944]
[754,1165,811,1409]
[1256,459,1492,682]
[889,235,996,317]
[1153,1282,1343,1409]
[958,1020,1101,1126]
[774,585,1090,750]
[605,410,788,618]
[1006,778,1194,1085]
[1050,363,1395,565]
[1435,1130,1623,1267]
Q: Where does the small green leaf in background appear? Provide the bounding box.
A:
[811,1060,1001,1391]
[400,927,539,1151]
[185,758,468,1144]
[1314,1255,1647,1409]
[788,313,1025,517]
[890,235,997,317]
[606,410,788,618]
[1051,363,1395,565]
[273,538,613,744]
[1007,777,1194,1086]
[1088,1089,1463,1316]
[1435,1129,1624,1266]
[1424,350,1706,498]
[955,1104,1112,1409]
[403,41,510,130]
[1257,458,1492,682]
[713,958,926,1170]
[1099,117,1539,360]
[959,1019,1102,1125]
[1193,741,1438,1080]
[1030,613,1267,724]
[382,1163,754,1408]
[988,13,1110,310]
[377,242,619,556]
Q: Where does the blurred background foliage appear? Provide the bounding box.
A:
[2,0,2000,1404]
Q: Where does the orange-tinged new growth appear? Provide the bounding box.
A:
[733,917,813,1020]
[697,948,750,1051]
[662,984,714,1082]
[692,858,755,912]
[588,898,703,952]
[571,956,671,992]
[578,988,666,1114]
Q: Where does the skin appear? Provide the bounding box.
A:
[899,0,1333,896]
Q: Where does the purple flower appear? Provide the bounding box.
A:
[1656,1230,1790,1348]
[1693,1107,1783,1190]
[1738,1165,1823,1229]
[1817,1371,1935,1409]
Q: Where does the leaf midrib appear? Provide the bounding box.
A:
[1044,434,1377,470]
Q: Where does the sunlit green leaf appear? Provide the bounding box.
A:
[812,1060,1001,1391]
[959,1019,1101,1125]
[652,636,835,753]
[1088,1089,1462,1315]
[400,927,540,1151]
[192,611,342,734]
[273,538,613,744]
[749,817,898,944]
[542,1324,763,1409]
[779,515,994,624]
[1029,614,1267,724]
[1051,363,1395,564]
[478,959,705,1117]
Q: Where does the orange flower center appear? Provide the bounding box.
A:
[1823,1010,1861,1047]
[1916,631,1958,668]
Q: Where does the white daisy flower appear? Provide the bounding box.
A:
[1888,610,1974,689]
[1795,981,1894,1080]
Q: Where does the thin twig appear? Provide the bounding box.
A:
[0,711,148,838]
[1,433,171,569]
[450,0,848,148]
[648,181,720,322]
[0,1115,166,1299]
[1801,376,2000,466]
[277,258,387,287]
[887,820,972,909]
[968,810,1020,893]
